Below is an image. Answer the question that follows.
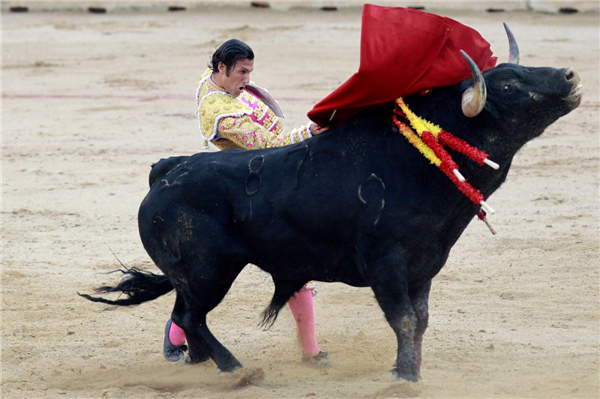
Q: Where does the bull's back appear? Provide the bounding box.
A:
[137,111,458,284]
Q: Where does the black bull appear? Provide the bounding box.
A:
[81,41,581,382]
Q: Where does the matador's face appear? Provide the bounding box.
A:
[218,59,254,98]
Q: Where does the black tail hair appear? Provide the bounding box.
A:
[259,298,287,330]
[78,267,173,306]
[259,280,306,330]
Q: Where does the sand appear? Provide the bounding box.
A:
[2,6,599,398]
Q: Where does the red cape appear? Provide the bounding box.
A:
[308,5,497,127]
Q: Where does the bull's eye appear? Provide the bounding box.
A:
[503,84,511,92]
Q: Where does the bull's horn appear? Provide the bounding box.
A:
[460,50,487,118]
[503,22,520,65]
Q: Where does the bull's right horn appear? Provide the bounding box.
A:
[460,50,487,118]
[503,22,520,65]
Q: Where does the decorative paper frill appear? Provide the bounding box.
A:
[393,97,494,214]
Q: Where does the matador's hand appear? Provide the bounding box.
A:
[310,122,329,136]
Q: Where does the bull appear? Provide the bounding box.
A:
[80,26,581,382]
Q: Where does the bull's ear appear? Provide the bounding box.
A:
[460,50,487,118]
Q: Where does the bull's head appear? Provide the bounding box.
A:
[460,24,582,131]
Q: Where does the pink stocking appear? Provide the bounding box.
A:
[287,288,321,356]
[169,320,186,346]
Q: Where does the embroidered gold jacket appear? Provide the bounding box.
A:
[195,69,313,150]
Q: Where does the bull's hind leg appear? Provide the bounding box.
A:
[183,309,242,371]
[170,292,210,363]
[179,260,246,372]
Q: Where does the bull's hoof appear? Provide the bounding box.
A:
[376,376,422,398]
[303,351,332,367]
[216,357,244,374]
[187,353,210,364]
[180,353,210,366]
[391,369,419,383]
[217,365,243,375]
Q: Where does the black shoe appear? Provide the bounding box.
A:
[163,319,187,362]
[303,351,332,367]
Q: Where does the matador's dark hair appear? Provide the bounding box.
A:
[209,39,254,76]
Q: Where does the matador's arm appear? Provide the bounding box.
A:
[215,114,313,150]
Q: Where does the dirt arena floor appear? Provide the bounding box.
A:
[2,5,599,398]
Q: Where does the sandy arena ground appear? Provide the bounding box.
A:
[2,5,599,398]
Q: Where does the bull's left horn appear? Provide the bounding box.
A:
[503,22,520,65]
[460,50,487,118]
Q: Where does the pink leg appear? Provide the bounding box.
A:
[287,288,321,356]
[169,320,186,346]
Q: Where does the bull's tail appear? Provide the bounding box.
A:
[78,267,173,306]
[259,279,307,329]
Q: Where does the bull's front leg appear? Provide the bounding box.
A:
[409,280,431,378]
[368,255,418,382]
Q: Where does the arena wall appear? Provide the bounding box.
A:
[3,0,599,13]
